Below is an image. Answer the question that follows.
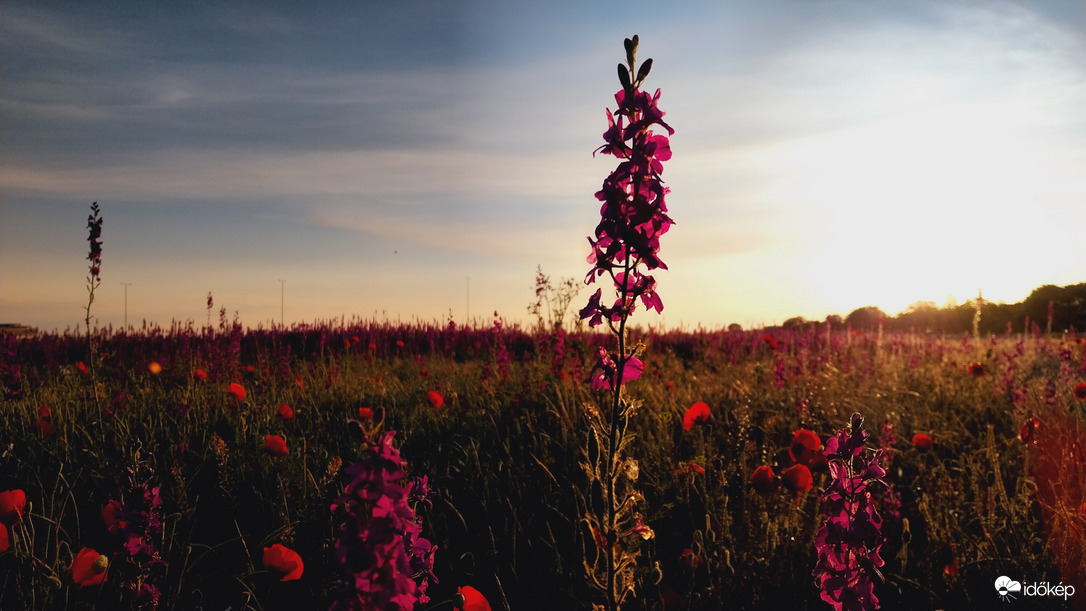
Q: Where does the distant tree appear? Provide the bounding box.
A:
[845,306,886,331]
[893,301,939,333]
[824,314,844,328]
[727,323,743,332]
[782,316,806,330]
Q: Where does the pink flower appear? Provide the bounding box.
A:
[682,402,711,431]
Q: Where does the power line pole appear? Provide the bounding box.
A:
[120,282,132,330]
[466,276,470,327]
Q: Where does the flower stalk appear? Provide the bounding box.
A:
[579,34,673,611]
[84,202,104,363]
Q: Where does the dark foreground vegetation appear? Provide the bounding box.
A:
[1,318,1084,609]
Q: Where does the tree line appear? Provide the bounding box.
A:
[776,282,1086,335]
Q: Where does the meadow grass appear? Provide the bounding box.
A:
[1,320,1083,609]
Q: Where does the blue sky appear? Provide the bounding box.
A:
[2,1,1084,332]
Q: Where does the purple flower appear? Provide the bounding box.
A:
[581,43,674,329]
[813,413,888,611]
[87,202,104,281]
[330,430,437,610]
[587,347,644,391]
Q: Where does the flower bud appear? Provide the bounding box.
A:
[617,64,631,91]
[635,58,653,85]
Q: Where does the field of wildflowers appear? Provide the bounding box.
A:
[3,315,1086,609]
[3,36,1085,610]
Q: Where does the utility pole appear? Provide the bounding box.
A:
[466,276,470,327]
[120,282,132,330]
[278,279,285,328]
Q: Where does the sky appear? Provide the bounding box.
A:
[2,1,1084,332]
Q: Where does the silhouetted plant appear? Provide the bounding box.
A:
[578,34,674,611]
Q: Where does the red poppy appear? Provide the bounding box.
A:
[1075,382,1086,401]
[788,429,821,465]
[76,361,88,374]
[148,361,162,375]
[682,402,711,431]
[673,461,705,476]
[750,466,778,494]
[262,543,303,581]
[0,524,8,553]
[358,407,374,420]
[368,342,377,351]
[193,368,207,381]
[396,340,405,348]
[227,382,246,401]
[679,547,705,568]
[35,419,53,437]
[763,334,779,350]
[265,434,288,457]
[943,558,958,577]
[456,585,491,611]
[1018,417,1040,445]
[781,464,813,493]
[967,362,986,377]
[913,433,934,452]
[38,405,51,420]
[102,500,125,533]
[427,391,444,409]
[277,404,294,420]
[665,380,675,391]
[71,547,108,586]
[0,489,26,525]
